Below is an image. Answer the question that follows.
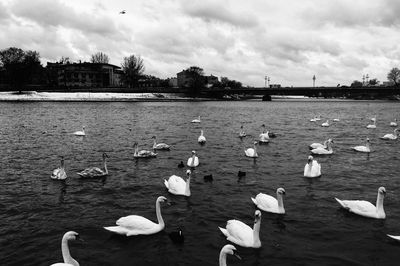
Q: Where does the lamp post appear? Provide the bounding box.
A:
[366,74,369,85]
[267,77,270,87]
[312,75,316,88]
[264,76,268,88]
[362,75,365,86]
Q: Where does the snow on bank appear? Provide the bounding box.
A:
[0,92,199,101]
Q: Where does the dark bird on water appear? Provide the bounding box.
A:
[238,171,246,178]
[169,228,184,244]
[204,174,213,182]
[178,161,184,168]
[119,10,126,14]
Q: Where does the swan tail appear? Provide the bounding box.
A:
[251,197,258,205]
[104,226,128,235]
[335,198,346,208]
[164,180,169,189]
[387,234,400,241]
[219,227,228,237]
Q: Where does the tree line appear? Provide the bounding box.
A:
[350,68,400,87]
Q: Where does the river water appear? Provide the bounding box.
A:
[1,100,400,266]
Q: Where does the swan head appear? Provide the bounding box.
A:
[64,231,81,241]
[157,196,168,203]
[366,138,370,142]
[308,155,313,163]
[151,136,156,139]
[328,138,333,143]
[253,141,258,145]
[102,153,109,159]
[221,244,241,259]
[254,210,262,223]
[378,187,386,195]
[133,142,138,147]
[191,150,196,155]
[186,169,191,176]
[240,125,243,129]
[277,188,286,195]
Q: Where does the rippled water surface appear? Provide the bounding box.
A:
[1,100,400,266]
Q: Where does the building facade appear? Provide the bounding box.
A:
[46,62,123,87]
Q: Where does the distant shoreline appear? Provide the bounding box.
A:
[0,91,397,102]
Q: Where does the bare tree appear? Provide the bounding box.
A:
[91,52,110,64]
[387,67,400,86]
[121,55,145,87]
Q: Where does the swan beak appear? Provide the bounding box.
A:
[76,234,85,242]
[233,251,241,260]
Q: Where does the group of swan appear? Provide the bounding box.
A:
[52,153,109,179]
[311,139,334,155]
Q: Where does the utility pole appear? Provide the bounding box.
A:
[312,75,316,88]
[362,75,365,86]
[366,74,369,85]
[264,76,268,88]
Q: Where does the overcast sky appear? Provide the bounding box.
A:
[1,0,399,87]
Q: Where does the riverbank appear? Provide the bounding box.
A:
[0,91,210,102]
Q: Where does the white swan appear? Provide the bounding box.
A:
[239,125,246,138]
[321,120,329,127]
[219,245,241,266]
[50,231,80,266]
[104,196,168,236]
[387,235,400,241]
[371,116,376,122]
[333,118,340,122]
[390,119,397,127]
[259,124,269,143]
[191,116,201,123]
[315,114,321,121]
[133,142,157,158]
[367,119,376,129]
[152,136,170,150]
[381,128,398,140]
[219,210,262,248]
[309,139,332,150]
[352,138,370,153]
[73,126,85,136]
[251,188,285,214]
[311,139,333,155]
[304,156,321,178]
[164,170,191,196]
[310,117,317,122]
[77,153,108,178]
[198,130,206,144]
[187,150,199,167]
[51,156,67,180]
[245,141,258,158]
[335,187,386,219]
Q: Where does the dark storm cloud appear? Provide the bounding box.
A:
[182,1,258,28]
[11,0,120,37]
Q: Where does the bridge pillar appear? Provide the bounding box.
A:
[262,94,271,101]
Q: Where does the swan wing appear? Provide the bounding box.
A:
[50,263,74,266]
[311,161,321,177]
[187,157,199,167]
[255,193,278,212]
[116,215,156,230]
[310,143,323,149]
[166,175,186,194]
[336,199,376,216]
[77,167,105,177]
[225,219,253,246]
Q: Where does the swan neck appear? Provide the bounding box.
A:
[376,192,385,215]
[103,158,108,174]
[156,199,164,228]
[153,138,157,147]
[61,235,76,265]
[185,175,191,196]
[253,218,261,246]
[277,192,285,212]
[219,251,228,266]
[61,159,65,169]
[134,145,138,156]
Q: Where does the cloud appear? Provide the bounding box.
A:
[1,0,400,86]
[181,0,258,28]
[10,0,121,38]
